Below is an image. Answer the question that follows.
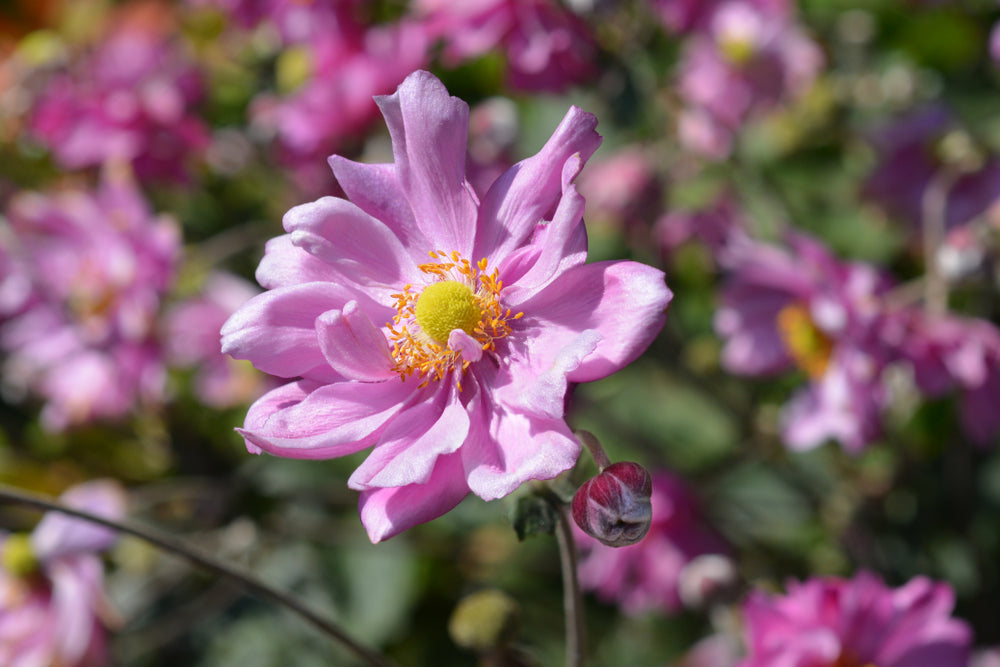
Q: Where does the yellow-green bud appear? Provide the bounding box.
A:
[448,589,520,653]
[2,534,39,578]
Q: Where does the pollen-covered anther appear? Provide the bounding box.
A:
[388,251,522,388]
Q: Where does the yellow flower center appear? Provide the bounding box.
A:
[775,303,833,379]
[719,35,756,65]
[414,281,482,344]
[388,251,522,389]
[1,534,38,578]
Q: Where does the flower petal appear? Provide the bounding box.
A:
[221,282,391,381]
[474,106,601,261]
[327,157,427,254]
[31,480,126,561]
[283,196,420,287]
[254,235,341,290]
[349,388,470,490]
[514,261,672,384]
[375,70,477,256]
[358,452,470,543]
[315,301,396,382]
[238,378,414,459]
[462,397,581,501]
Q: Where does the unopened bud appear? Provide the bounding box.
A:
[571,461,652,547]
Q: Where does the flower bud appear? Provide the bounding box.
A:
[571,461,652,547]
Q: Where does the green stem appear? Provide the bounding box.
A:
[554,502,586,667]
[0,484,400,667]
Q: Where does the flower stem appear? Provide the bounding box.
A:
[554,501,586,667]
[0,483,399,667]
[921,168,957,316]
[575,430,611,472]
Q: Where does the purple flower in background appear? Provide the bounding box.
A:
[715,233,895,452]
[222,70,672,542]
[0,480,125,667]
[577,146,663,233]
[416,0,598,92]
[892,311,1000,447]
[250,10,429,194]
[676,0,822,158]
[30,16,209,182]
[864,106,1000,230]
[739,572,971,667]
[654,194,748,261]
[0,164,179,430]
[165,272,276,409]
[573,471,726,615]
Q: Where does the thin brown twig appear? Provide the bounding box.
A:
[0,484,400,667]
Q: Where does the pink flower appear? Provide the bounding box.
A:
[654,194,748,261]
[222,70,672,542]
[0,480,126,667]
[576,146,663,232]
[675,0,823,159]
[863,106,1000,231]
[0,164,179,430]
[165,272,277,409]
[573,471,726,616]
[739,572,972,667]
[30,19,209,182]
[891,312,1000,447]
[416,0,598,92]
[250,13,429,194]
[715,233,896,452]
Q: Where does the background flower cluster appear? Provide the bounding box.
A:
[1,0,999,665]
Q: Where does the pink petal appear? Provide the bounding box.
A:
[358,451,470,543]
[462,390,581,501]
[474,105,601,261]
[349,389,470,489]
[255,235,341,290]
[448,329,483,363]
[221,282,391,381]
[504,171,588,305]
[283,196,421,287]
[315,301,396,382]
[515,260,672,384]
[238,378,415,459]
[494,329,601,420]
[326,157,428,254]
[31,480,126,562]
[48,556,105,666]
[375,70,477,256]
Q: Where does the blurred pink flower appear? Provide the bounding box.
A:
[676,0,822,158]
[250,12,429,195]
[0,164,179,430]
[577,146,662,232]
[165,272,277,409]
[0,480,125,667]
[714,233,895,452]
[416,0,598,92]
[30,22,209,182]
[654,194,748,260]
[573,470,726,615]
[892,312,1000,447]
[222,70,672,542]
[864,106,1000,231]
[739,572,971,667]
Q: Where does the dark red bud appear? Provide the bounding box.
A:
[571,461,652,547]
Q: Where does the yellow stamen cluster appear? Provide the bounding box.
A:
[388,250,523,389]
[775,303,833,379]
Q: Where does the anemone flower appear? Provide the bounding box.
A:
[222,70,672,542]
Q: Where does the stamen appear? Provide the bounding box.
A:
[388,252,522,389]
